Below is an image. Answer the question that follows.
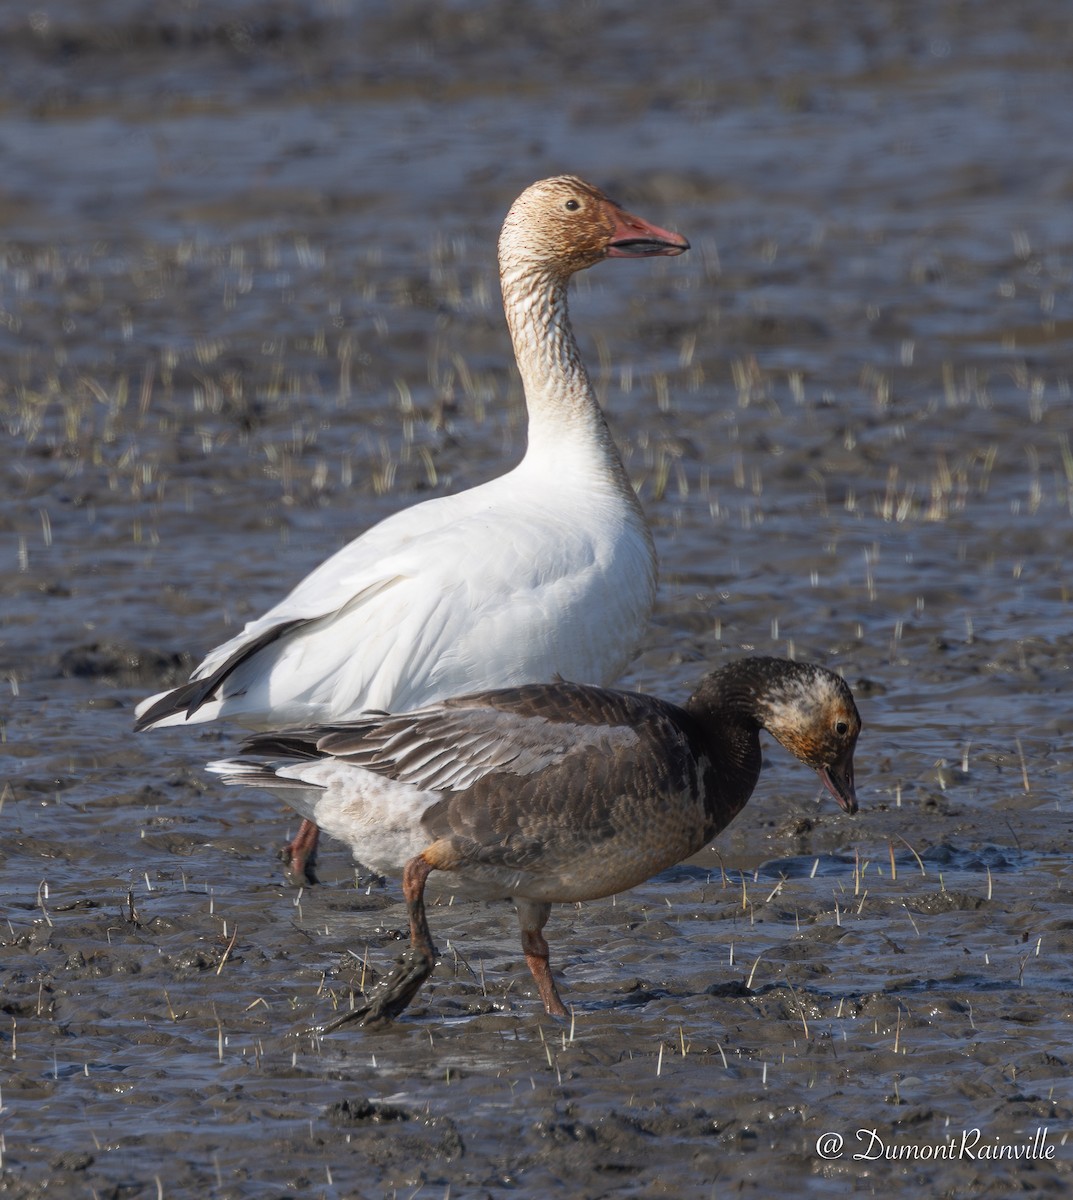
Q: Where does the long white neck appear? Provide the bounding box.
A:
[500,261,627,479]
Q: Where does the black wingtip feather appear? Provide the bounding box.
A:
[133,678,215,732]
[133,617,311,732]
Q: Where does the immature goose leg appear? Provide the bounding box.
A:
[319,854,437,1031]
[517,899,568,1017]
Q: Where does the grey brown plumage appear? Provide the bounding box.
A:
[210,656,861,1026]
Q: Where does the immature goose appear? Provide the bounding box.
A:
[209,657,861,1026]
[135,176,689,884]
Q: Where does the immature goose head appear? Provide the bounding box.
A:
[685,656,860,818]
[210,657,861,1027]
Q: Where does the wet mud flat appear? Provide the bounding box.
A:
[5,780,1073,1198]
[3,0,1073,1196]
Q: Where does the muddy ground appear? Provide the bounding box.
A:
[2,1,1073,1196]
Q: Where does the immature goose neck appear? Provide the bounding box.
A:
[700,720,763,830]
[685,665,768,830]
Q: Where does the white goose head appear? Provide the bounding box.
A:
[498,175,689,282]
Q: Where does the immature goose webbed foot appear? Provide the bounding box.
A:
[319,946,437,1031]
[319,854,438,1030]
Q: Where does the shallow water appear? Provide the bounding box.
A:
[2,1,1073,1196]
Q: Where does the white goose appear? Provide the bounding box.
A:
[136,176,689,882]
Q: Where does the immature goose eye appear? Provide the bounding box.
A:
[564,198,580,211]
[835,720,849,735]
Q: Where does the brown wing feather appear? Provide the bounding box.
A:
[312,682,682,792]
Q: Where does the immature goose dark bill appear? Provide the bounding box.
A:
[135,176,688,886]
[209,656,861,1027]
